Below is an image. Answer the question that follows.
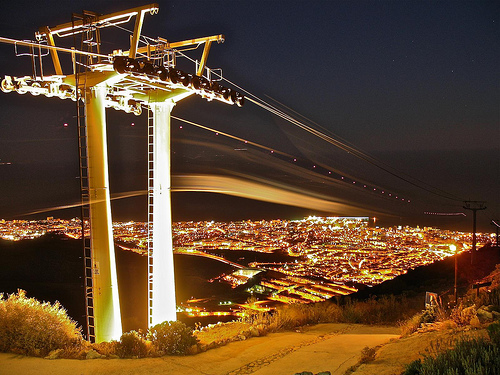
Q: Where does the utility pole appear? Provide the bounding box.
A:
[450,244,458,303]
[463,201,487,264]
[492,220,499,247]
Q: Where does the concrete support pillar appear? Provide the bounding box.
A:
[85,84,122,342]
[150,100,177,326]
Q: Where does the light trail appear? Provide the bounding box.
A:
[172,174,383,217]
[20,173,387,217]
[21,190,145,216]
[424,212,467,216]
[173,116,412,203]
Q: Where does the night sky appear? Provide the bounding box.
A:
[0,1,498,232]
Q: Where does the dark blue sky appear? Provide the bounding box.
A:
[0,1,498,231]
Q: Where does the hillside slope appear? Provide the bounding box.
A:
[349,245,500,301]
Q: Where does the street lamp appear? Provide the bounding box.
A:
[450,244,457,303]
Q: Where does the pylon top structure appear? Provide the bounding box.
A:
[1,3,244,109]
[1,4,243,343]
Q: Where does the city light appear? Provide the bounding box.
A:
[1,216,488,319]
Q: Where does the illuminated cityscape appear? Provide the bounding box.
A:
[1,216,492,319]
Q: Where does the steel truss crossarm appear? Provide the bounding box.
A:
[34,4,159,75]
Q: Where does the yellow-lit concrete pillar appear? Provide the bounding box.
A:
[150,100,177,326]
[85,83,122,342]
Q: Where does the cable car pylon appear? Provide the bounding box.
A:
[0,4,243,343]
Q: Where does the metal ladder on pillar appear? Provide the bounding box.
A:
[73,14,98,343]
[77,91,95,343]
[147,106,155,327]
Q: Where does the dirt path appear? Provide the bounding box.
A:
[0,324,400,375]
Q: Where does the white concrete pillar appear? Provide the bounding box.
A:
[150,100,177,326]
[85,84,122,342]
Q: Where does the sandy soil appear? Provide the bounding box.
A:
[0,323,477,375]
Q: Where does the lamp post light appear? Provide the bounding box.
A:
[450,244,458,303]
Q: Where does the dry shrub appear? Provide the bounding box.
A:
[462,266,500,309]
[450,303,477,326]
[399,312,424,337]
[341,295,416,325]
[147,321,198,355]
[244,295,418,334]
[92,340,119,357]
[57,342,91,359]
[360,346,377,363]
[309,301,343,323]
[268,304,309,331]
[116,331,150,358]
[259,302,343,332]
[0,290,83,357]
[242,304,304,332]
[341,299,365,323]
[440,319,458,331]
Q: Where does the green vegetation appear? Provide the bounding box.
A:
[0,290,83,357]
[403,323,500,375]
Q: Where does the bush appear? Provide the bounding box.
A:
[0,290,83,357]
[117,331,150,358]
[92,340,119,357]
[243,295,420,334]
[248,302,344,332]
[487,321,500,344]
[403,358,422,375]
[271,304,312,330]
[399,312,424,337]
[403,337,500,374]
[359,346,376,363]
[339,295,419,325]
[450,303,477,326]
[147,321,197,355]
[419,306,438,324]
